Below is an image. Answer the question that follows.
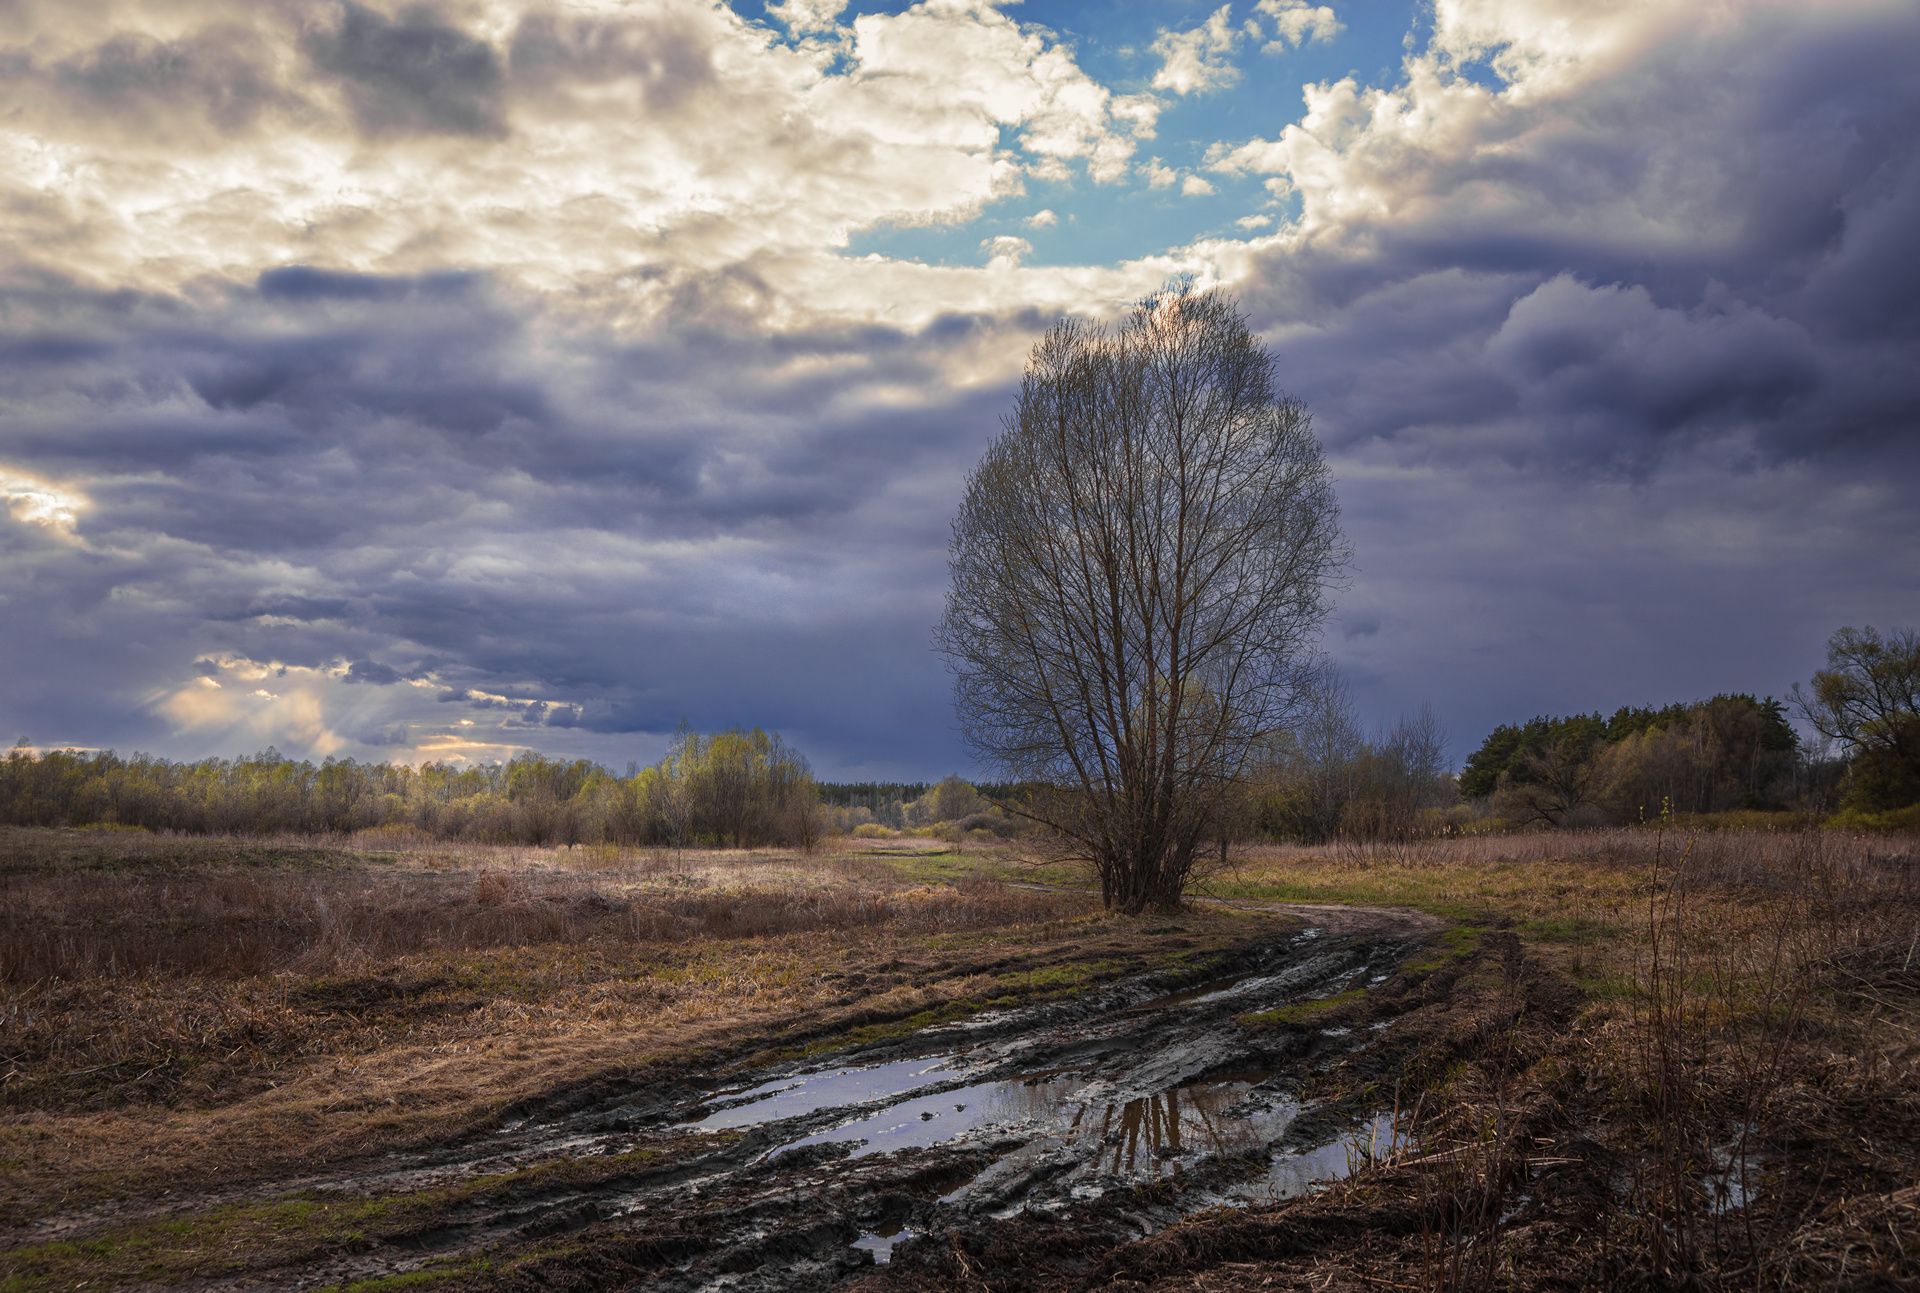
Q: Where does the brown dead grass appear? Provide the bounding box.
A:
[1125,827,1920,1291]
[0,829,1077,981]
[0,829,1273,1237]
[849,826,1918,1292]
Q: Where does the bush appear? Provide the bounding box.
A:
[850,823,897,839]
[1660,810,1818,832]
[1827,802,1920,832]
[955,810,1017,839]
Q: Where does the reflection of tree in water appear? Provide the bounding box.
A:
[1074,1083,1264,1176]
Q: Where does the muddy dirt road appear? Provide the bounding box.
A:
[172,904,1438,1291]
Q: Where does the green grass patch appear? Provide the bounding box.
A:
[1238,987,1368,1029]
[1199,870,1492,924]
[1401,924,1485,975]
[324,1258,498,1292]
[1572,968,1644,1002]
[0,1144,686,1290]
[863,847,1084,891]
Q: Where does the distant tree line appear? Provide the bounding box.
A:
[1458,695,1804,827]
[1794,625,1920,815]
[8,630,1909,849]
[0,727,821,848]
[1453,626,1920,827]
[815,777,1023,835]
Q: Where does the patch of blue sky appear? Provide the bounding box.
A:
[739,2,1430,267]
[843,170,1292,269]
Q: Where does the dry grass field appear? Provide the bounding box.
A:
[0,830,1254,1264]
[1043,828,1920,1291]
[2,824,1916,1291]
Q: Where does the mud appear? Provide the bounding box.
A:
[25,909,1439,1291]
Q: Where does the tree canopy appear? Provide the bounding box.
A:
[1459,695,1799,825]
[1795,625,1920,811]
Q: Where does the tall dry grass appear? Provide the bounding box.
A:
[1325,823,1918,1290]
[0,831,1100,1133]
[0,833,1086,984]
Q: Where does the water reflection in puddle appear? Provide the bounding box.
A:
[690,1055,973,1131]
[768,1070,1296,1174]
[1242,1112,1401,1201]
[1089,1080,1292,1173]
[771,1074,1078,1159]
[1708,1139,1762,1215]
[852,1223,919,1264]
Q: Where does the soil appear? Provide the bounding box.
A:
[13,903,1458,1291]
[33,888,1897,1292]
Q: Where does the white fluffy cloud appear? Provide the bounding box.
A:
[767,0,850,34]
[1149,4,1241,95]
[0,0,1162,325]
[1205,0,1778,252]
[1256,0,1343,50]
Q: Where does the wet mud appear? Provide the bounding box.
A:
[415,917,1418,1288]
[29,912,1438,1291]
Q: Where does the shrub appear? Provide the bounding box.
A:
[955,810,1017,839]
[1827,802,1920,832]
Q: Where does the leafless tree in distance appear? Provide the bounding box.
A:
[938,283,1348,912]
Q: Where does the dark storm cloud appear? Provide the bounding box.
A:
[1217,3,1920,752]
[0,263,996,771]
[303,2,509,139]
[0,24,299,145]
[507,9,719,114]
[256,266,482,303]
[1241,7,1920,472]
[343,659,404,685]
[2,1,1917,776]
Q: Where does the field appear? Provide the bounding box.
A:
[1,825,1915,1291]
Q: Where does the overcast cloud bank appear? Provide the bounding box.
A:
[1,0,1915,777]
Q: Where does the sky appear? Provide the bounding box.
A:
[1,0,1917,780]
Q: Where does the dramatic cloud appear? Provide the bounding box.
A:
[2,0,1916,775]
[304,3,510,139]
[0,0,1157,303]
[769,0,851,35]
[1206,0,1920,739]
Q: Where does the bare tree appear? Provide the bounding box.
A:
[1258,663,1365,844]
[938,285,1347,912]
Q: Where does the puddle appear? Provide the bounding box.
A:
[689,1055,974,1131]
[675,937,1407,1239]
[782,1070,1297,1172]
[1708,1138,1763,1215]
[1239,1112,1402,1202]
[540,926,1418,1287]
[852,1222,919,1264]
[773,1074,1078,1159]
